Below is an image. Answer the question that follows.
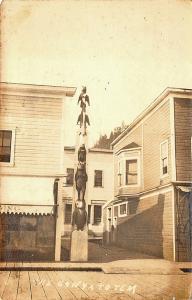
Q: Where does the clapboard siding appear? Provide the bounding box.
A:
[113,100,171,196]
[143,101,171,189]
[114,191,174,260]
[174,98,192,181]
[0,94,63,175]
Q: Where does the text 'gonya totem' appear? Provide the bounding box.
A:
[72,87,90,231]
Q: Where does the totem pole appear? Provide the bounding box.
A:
[70,86,90,261]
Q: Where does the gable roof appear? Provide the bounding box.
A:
[121,142,141,150]
[111,87,192,147]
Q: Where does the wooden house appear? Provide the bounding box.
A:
[62,147,113,239]
[103,87,192,262]
[0,82,76,260]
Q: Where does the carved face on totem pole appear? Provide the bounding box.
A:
[72,200,87,231]
[75,163,87,201]
[78,144,86,163]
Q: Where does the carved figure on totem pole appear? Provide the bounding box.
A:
[71,86,90,234]
[75,163,88,201]
[78,144,86,163]
[77,86,90,112]
[77,112,90,136]
[72,200,87,231]
[77,111,90,128]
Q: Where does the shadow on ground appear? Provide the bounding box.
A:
[61,239,156,262]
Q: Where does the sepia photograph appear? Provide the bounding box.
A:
[0,0,192,299]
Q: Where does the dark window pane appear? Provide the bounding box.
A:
[0,147,11,162]
[3,131,12,147]
[163,166,167,174]
[0,130,12,163]
[93,205,102,224]
[66,168,74,185]
[161,142,168,175]
[162,157,168,174]
[94,170,103,187]
[64,204,72,224]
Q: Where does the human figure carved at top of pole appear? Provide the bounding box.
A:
[77,86,90,136]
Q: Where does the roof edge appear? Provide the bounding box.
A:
[64,146,113,153]
[111,87,192,147]
[0,82,77,97]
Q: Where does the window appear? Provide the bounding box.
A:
[119,203,127,217]
[126,159,138,185]
[160,140,168,176]
[66,168,74,185]
[93,205,102,224]
[0,130,12,162]
[94,170,103,187]
[114,206,118,217]
[64,204,72,224]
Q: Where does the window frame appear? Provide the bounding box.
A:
[0,128,16,167]
[66,168,74,186]
[64,203,72,224]
[93,204,102,225]
[118,202,128,217]
[160,139,169,178]
[123,156,140,187]
[125,158,138,186]
[117,150,141,188]
[94,169,103,187]
[118,161,122,187]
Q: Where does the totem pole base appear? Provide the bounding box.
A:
[70,229,88,262]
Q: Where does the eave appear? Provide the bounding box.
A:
[0,82,77,98]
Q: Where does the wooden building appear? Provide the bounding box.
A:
[62,147,113,238]
[0,82,76,261]
[103,87,192,262]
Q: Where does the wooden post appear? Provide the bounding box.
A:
[70,133,89,262]
[55,178,64,261]
[70,87,90,262]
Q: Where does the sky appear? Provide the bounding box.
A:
[1,0,192,146]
